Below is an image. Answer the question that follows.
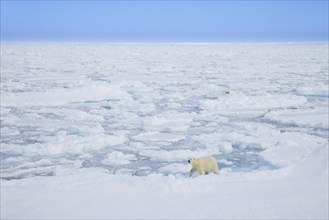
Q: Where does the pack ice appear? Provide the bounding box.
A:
[1,43,328,219]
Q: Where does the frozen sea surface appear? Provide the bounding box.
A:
[1,43,328,219]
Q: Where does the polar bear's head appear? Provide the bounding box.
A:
[188,157,197,166]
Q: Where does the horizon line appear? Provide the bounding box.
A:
[1,40,328,44]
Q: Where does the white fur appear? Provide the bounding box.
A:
[188,156,219,177]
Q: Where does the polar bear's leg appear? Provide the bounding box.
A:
[189,168,196,177]
[199,169,205,175]
[213,165,219,175]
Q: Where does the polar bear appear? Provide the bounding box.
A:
[188,156,219,177]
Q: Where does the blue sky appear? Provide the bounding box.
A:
[1,1,328,42]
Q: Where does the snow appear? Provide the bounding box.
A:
[265,107,329,129]
[132,131,186,143]
[1,81,131,107]
[1,42,328,219]
[101,152,136,165]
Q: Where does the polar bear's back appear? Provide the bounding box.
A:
[198,156,218,171]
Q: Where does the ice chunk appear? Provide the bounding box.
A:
[101,152,136,165]
[218,141,234,154]
[201,93,307,114]
[265,107,329,129]
[1,82,131,107]
[193,133,233,153]
[18,134,128,156]
[132,131,185,143]
[218,159,234,166]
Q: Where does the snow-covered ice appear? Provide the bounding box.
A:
[1,42,328,219]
